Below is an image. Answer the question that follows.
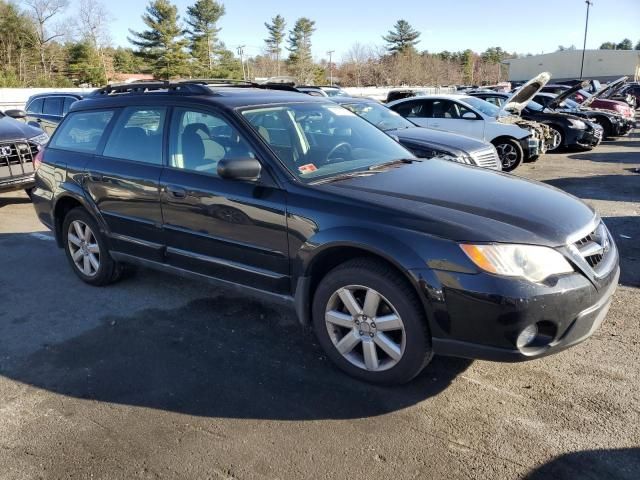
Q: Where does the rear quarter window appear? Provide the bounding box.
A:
[49,110,114,153]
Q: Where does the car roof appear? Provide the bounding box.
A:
[28,92,85,101]
[388,93,473,105]
[333,97,376,104]
[71,85,330,112]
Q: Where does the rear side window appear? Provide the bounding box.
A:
[27,98,44,114]
[102,107,166,165]
[43,97,64,116]
[50,110,114,153]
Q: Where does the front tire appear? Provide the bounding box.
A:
[62,207,122,286]
[546,126,564,152]
[312,258,432,384]
[493,138,523,172]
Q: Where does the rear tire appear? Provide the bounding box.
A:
[493,138,523,172]
[312,258,432,384]
[62,207,122,286]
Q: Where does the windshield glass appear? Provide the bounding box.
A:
[341,102,414,131]
[525,100,545,111]
[324,88,348,97]
[241,103,413,183]
[460,96,500,117]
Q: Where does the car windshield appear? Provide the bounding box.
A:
[324,88,348,97]
[241,102,413,183]
[460,96,500,117]
[341,102,414,131]
[525,100,545,111]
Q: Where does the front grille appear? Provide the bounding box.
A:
[573,222,610,270]
[471,147,501,169]
[0,142,37,182]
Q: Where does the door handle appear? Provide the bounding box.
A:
[36,118,42,123]
[165,185,186,198]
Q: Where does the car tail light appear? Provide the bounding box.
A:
[33,148,44,170]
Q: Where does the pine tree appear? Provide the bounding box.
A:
[382,20,420,54]
[616,38,633,50]
[287,17,315,83]
[185,0,225,74]
[128,0,189,79]
[264,14,286,76]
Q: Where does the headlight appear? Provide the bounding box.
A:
[29,132,50,146]
[460,244,574,283]
[568,119,587,130]
[438,153,472,165]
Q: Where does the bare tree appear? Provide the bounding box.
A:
[78,0,112,79]
[24,0,69,77]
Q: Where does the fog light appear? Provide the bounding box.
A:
[517,324,538,349]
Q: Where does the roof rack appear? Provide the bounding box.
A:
[91,81,213,97]
[90,78,302,98]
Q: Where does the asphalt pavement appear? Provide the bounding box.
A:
[0,132,638,479]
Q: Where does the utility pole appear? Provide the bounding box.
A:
[327,50,335,86]
[580,0,593,80]
[237,45,246,81]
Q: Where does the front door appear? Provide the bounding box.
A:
[426,99,485,139]
[160,107,290,294]
[84,106,167,261]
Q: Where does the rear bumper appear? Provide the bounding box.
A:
[412,255,619,362]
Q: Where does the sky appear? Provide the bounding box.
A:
[89,0,640,61]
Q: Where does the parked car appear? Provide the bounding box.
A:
[468,91,603,151]
[296,85,349,98]
[600,80,637,110]
[541,80,634,119]
[387,74,550,171]
[32,80,619,384]
[25,92,85,135]
[333,97,501,170]
[615,82,640,108]
[533,89,632,139]
[0,109,49,197]
[386,88,431,103]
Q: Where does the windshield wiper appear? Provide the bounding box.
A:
[368,158,419,171]
[311,171,378,185]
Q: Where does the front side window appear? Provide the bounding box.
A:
[102,107,166,165]
[49,110,114,153]
[241,102,412,183]
[169,108,256,176]
[27,98,44,114]
[43,97,63,116]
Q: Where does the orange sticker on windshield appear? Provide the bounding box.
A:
[298,163,318,174]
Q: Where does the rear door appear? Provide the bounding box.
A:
[159,106,290,294]
[83,106,167,261]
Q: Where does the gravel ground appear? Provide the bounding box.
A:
[0,131,638,479]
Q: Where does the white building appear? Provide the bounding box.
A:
[504,49,640,82]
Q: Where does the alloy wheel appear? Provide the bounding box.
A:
[547,128,562,151]
[67,220,100,277]
[325,285,406,372]
[496,143,519,169]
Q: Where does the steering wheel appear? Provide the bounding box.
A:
[327,142,352,161]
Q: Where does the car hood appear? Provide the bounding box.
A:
[583,76,628,107]
[500,72,550,115]
[319,160,595,246]
[0,115,43,142]
[547,81,590,109]
[388,126,489,154]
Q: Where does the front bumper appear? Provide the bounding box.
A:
[519,136,541,160]
[0,173,35,193]
[412,252,619,362]
[570,126,602,149]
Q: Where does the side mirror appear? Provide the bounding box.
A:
[5,109,26,119]
[217,157,262,181]
[462,112,478,120]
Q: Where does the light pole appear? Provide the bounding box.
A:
[327,50,335,86]
[237,45,246,81]
[580,0,593,80]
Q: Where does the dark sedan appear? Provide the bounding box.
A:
[468,91,603,152]
[333,97,501,170]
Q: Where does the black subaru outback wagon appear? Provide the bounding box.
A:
[32,81,620,384]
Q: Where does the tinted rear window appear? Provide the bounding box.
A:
[49,110,114,153]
